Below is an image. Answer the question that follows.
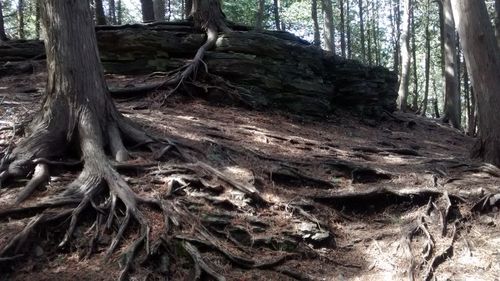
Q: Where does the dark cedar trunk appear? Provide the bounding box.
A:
[141,0,155,22]
[35,0,41,39]
[95,0,107,25]
[109,0,117,24]
[451,0,500,165]
[432,76,440,118]
[359,0,365,62]
[438,0,444,104]
[367,4,372,65]
[392,0,401,74]
[255,0,265,30]
[421,0,431,116]
[397,0,410,111]
[117,0,123,24]
[273,0,281,31]
[496,0,500,48]
[374,0,380,65]
[442,0,460,129]
[464,61,472,134]
[322,0,335,53]
[154,0,166,21]
[339,0,346,57]
[346,0,352,59]
[18,0,25,39]
[0,1,7,41]
[167,0,171,21]
[411,2,418,111]
[312,0,321,46]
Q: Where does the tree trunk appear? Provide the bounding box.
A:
[321,0,335,53]
[273,0,281,31]
[411,2,418,111]
[35,0,41,39]
[255,0,265,31]
[442,0,460,129]
[367,3,372,65]
[451,0,500,165]
[374,0,381,65]
[109,0,117,24]
[95,0,107,25]
[339,0,346,57]
[392,0,400,74]
[18,0,25,39]
[312,0,321,46]
[421,0,431,116]
[141,0,155,22]
[496,0,500,48]
[0,1,7,41]
[346,0,352,59]
[117,0,123,24]
[397,0,411,111]
[154,0,166,21]
[358,0,365,62]
[432,75,440,118]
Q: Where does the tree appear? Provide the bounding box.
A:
[141,0,155,22]
[17,0,25,39]
[358,0,365,61]
[397,0,411,111]
[255,0,265,30]
[496,0,500,47]
[339,0,346,57]
[346,0,352,58]
[451,0,500,165]
[154,0,166,20]
[312,0,321,46]
[273,0,281,30]
[109,0,117,24]
[410,1,418,111]
[0,0,7,41]
[441,0,460,129]
[421,0,431,116]
[95,0,107,25]
[321,0,335,53]
[391,0,401,73]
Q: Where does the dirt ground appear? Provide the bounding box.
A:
[1,71,499,281]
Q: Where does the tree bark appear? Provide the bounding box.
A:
[311,0,321,47]
[312,0,321,46]
[442,0,460,129]
[322,0,335,53]
[421,0,431,116]
[117,0,123,24]
[18,0,25,39]
[154,0,166,21]
[397,0,411,111]
[141,0,155,22]
[35,0,41,39]
[109,0,117,24]
[339,0,346,57]
[496,0,500,48]
[95,0,107,25]
[273,0,281,31]
[367,3,372,65]
[451,0,500,165]
[358,0,365,61]
[0,1,7,41]
[411,2,418,111]
[392,0,400,73]
[255,0,265,31]
[346,0,352,59]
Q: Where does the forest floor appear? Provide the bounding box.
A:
[1,70,500,281]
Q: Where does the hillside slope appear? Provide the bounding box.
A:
[1,71,499,280]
